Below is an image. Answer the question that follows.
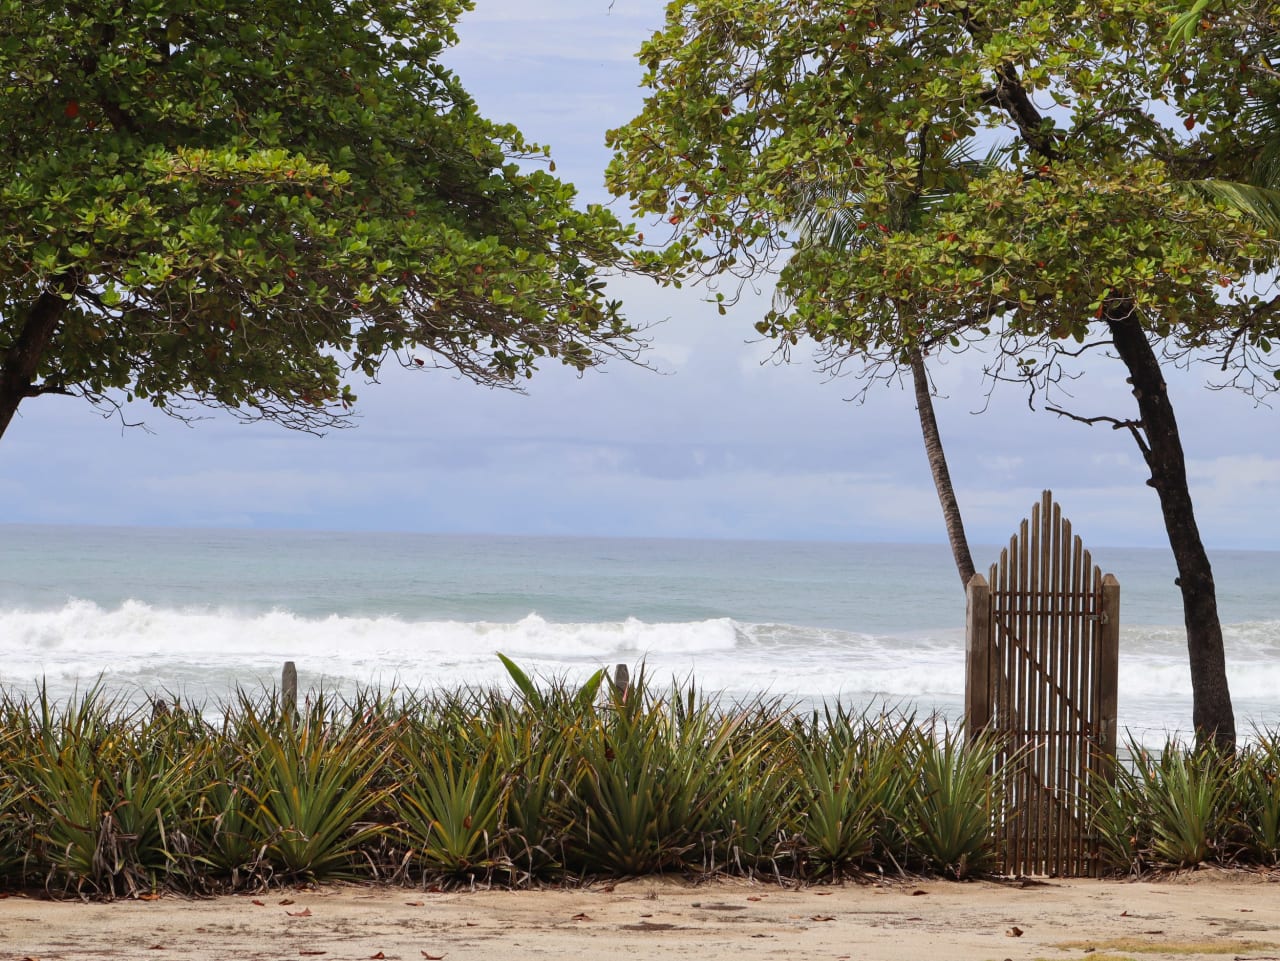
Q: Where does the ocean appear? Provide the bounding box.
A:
[2,524,1278,744]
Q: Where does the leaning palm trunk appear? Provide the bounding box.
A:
[909,348,976,589]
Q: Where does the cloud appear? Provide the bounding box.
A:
[1,3,1276,551]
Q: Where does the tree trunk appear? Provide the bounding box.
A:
[1107,312,1235,751]
[909,348,976,590]
[0,276,74,442]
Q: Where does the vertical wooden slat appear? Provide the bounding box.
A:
[965,574,993,737]
[1037,491,1052,874]
[1048,499,1064,876]
[1016,517,1030,875]
[1001,547,1011,736]
[1030,494,1045,874]
[1059,522,1080,875]
[1086,560,1101,876]
[1068,533,1084,876]
[1008,529,1018,875]
[1096,572,1121,875]
[993,547,1003,870]
[1098,574,1121,766]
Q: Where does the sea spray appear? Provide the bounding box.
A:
[2,524,1278,743]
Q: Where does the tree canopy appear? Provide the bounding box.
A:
[0,0,660,439]
[607,0,1272,363]
[607,0,1280,747]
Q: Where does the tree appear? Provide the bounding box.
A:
[607,0,1279,749]
[0,0,662,442]
[909,348,975,589]
[1172,1,1280,233]
[789,161,985,590]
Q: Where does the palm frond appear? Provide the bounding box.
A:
[1188,180,1280,236]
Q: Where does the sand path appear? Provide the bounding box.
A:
[3,871,1279,961]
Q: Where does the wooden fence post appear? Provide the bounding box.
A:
[282,660,298,717]
[613,663,630,700]
[964,573,992,738]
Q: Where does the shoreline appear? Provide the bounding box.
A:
[4,871,1279,961]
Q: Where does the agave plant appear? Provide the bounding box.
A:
[395,708,510,882]
[0,704,33,886]
[18,688,212,897]
[1133,741,1232,868]
[492,659,600,875]
[789,706,904,878]
[1091,753,1147,874]
[563,673,749,876]
[1231,729,1280,865]
[231,690,393,882]
[906,725,1001,879]
[715,745,800,876]
[493,713,590,878]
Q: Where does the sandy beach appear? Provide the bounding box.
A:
[3,871,1279,961]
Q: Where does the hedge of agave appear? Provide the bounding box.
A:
[0,660,1277,899]
[1095,734,1280,872]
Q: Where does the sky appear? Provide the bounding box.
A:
[1,0,1278,550]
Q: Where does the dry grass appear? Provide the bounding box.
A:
[1054,937,1279,955]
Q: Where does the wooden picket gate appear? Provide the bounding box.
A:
[964,491,1120,877]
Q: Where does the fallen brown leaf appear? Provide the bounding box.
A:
[1120,911,1129,917]
[279,898,296,905]
[405,901,424,907]
[600,884,616,892]
[1142,930,1165,935]
[465,921,478,927]
[138,893,161,902]
[252,899,266,906]
[571,913,592,921]
[815,891,833,896]
[906,917,923,922]
[1006,926,1023,938]
[421,952,446,960]
[811,915,835,922]
[747,896,764,902]
[911,889,928,896]
[148,946,165,951]
[299,952,326,957]
[287,908,312,918]
[369,954,386,960]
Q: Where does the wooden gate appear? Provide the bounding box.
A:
[965,491,1119,877]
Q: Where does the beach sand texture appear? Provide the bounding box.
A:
[3,872,1279,961]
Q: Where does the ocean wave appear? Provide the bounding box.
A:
[0,598,739,667]
[3,601,1279,723]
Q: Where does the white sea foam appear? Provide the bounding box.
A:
[4,600,1279,743]
[0,600,742,691]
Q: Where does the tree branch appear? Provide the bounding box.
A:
[1045,404,1151,460]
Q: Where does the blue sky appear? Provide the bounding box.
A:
[1,0,1278,550]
